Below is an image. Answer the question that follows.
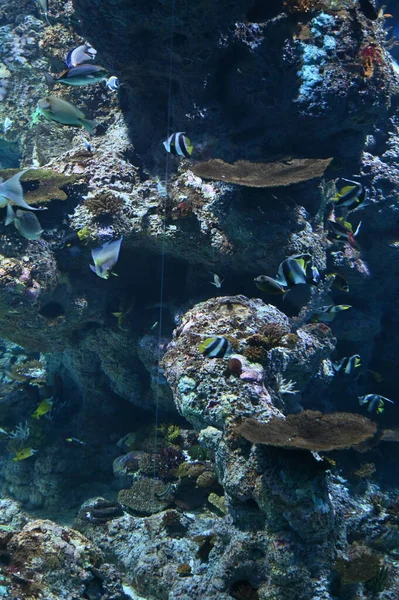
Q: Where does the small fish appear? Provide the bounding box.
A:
[106,76,120,91]
[0,169,45,211]
[65,44,97,68]
[82,137,93,153]
[155,483,173,498]
[163,132,193,158]
[90,236,123,279]
[332,354,361,375]
[31,397,53,419]
[5,205,43,240]
[150,321,159,330]
[37,96,98,134]
[65,437,86,445]
[3,117,12,133]
[330,272,350,292]
[276,254,317,287]
[313,304,352,323]
[333,179,366,211]
[12,447,37,461]
[209,273,224,288]
[45,65,108,89]
[155,177,168,197]
[199,336,233,358]
[358,394,394,414]
[327,219,362,247]
[254,275,287,295]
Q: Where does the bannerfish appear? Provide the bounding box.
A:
[90,236,123,279]
[45,65,108,88]
[3,117,12,133]
[358,394,394,414]
[276,254,318,287]
[331,272,350,293]
[65,44,97,68]
[332,354,361,375]
[209,273,224,288]
[333,179,366,211]
[0,169,45,211]
[163,132,193,158]
[37,96,98,134]
[106,76,120,91]
[327,218,362,247]
[199,336,233,358]
[254,275,287,295]
[5,205,43,240]
[313,304,352,323]
[12,447,37,461]
[31,397,53,419]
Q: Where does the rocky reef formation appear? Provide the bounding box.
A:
[0,0,398,599]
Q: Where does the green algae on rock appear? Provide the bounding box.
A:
[191,157,333,187]
[0,168,80,204]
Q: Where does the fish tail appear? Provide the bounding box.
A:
[44,73,55,90]
[79,119,98,134]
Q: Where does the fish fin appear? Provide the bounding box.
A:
[354,221,362,236]
[111,271,119,277]
[44,73,55,89]
[79,118,98,134]
[5,203,15,226]
[0,169,45,211]
[89,264,97,274]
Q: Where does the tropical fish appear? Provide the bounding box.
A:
[199,336,233,358]
[330,272,350,292]
[37,96,98,134]
[358,394,394,414]
[254,275,287,295]
[333,179,366,211]
[209,273,224,288]
[65,44,97,68]
[332,354,361,376]
[3,117,12,133]
[0,169,44,211]
[313,304,352,323]
[12,447,37,461]
[106,76,120,91]
[276,254,318,287]
[31,397,53,419]
[327,218,362,247]
[5,205,43,240]
[65,437,86,445]
[155,177,168,197]
[61,226,91,247]
[90,236,123,279]
[163,132,193,158]
[82,137,93,153]
[45,65,107,88]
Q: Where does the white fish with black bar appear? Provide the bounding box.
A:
[65,44,97,68]
[90,236,123,279]
[163,132,193,158]
[37,96,98,134]
[5,205,43,240]
[0,169,46,211]
[105,76,120,91]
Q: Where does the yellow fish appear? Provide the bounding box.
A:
[12,447,37,461]
[31,397,53,419]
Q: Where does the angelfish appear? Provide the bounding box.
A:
[5,205,43,240]
[0,169,45,211]
[90,236,123,279]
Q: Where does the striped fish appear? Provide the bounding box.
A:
[199,336,232,358]
[313,304,352,323]
[333,179,366,211]
[332,354,361,375]
[163,132,193,158]
[358,394,394,414]
[276,254,317,287]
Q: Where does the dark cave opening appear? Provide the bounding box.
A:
[39,302,65,319]
[246,0,283,23]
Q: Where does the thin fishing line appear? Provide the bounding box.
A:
[148,0,176,594]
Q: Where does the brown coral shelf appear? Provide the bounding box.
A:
[191,157,333,187]
[0,168,81,204]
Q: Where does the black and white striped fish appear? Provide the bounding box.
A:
[199,336,232,358]
[332,354,361,375]
[163,132,193,158]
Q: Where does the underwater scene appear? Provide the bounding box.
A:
[1,0,399,599]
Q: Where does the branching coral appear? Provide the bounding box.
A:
[275,374,299,395]
[236,411,378,451]
[191,158,333,188]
